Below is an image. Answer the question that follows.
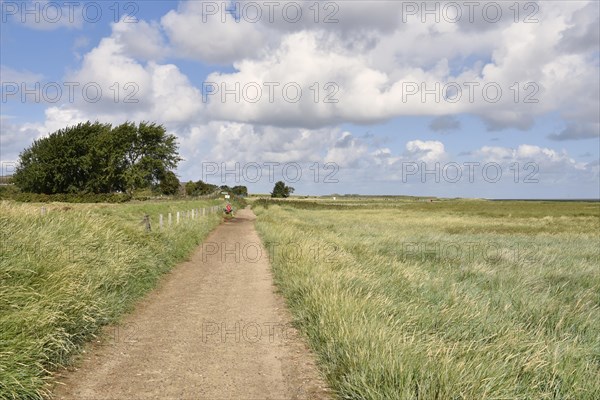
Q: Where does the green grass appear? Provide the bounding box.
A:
[253,199,600,399]
[0,199,225,399]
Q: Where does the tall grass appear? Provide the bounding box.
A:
[254,200,600,399]
[0,199,223,399]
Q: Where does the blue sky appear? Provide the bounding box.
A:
[1,0,599,198]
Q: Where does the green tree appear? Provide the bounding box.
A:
[185,181,197,196]
[231,185,248,196]
[194,180,218,195]
[13,122,111,194]
[271,181,294,198]
[13,121,182,195]
[119,122,181,193]
[159,171,181,195]
[87,122,135,193]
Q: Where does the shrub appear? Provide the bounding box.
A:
[9,192,132,203]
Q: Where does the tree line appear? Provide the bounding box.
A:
[184,180,248,197]
[10,121,300,199]
[11,121,251,198]
[13,121,181,195]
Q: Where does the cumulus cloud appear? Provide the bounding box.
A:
[112,20,168,61]
[473,144,588,174]
[191,1,598,132]
[172,122,344,189]
[324,132,370,167]
[64,31,203,124]
[469,144,598,196]
[161,1,267,64]
[404,140,447,163]
[0,115,47,165]
[0,106,95,165]
[21,0,596,136]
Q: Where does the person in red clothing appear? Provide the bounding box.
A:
[224,203,232,214]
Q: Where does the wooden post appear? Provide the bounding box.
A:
[143,215,151,232]
[159,214,163,229]
[41,206,47,216]
[168,213,172,226]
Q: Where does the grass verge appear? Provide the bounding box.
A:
[0,199,223,399]
[254,200,600,399]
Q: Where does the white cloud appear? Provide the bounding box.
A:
[404,140,447,163]
[324,132,369,167]
[64,32,203,124]
[474,144,588,174]
[0,107,89,163]
[161,1,267,64]
[22,0,595,137]
[112,20,167,61]
[193,1,597,132]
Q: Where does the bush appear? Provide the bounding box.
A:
[0,185,21,199]
[8,192,132,203]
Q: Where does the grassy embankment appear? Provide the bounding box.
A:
[253,199,600,399]
[0,199,226,399]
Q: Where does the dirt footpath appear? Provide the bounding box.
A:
[52,208,331,400]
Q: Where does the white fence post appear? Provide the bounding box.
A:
[159,214,163,229]
[168,213,172,226]
[177,211,180,224]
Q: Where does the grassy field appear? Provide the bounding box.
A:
[0,199,225,399]
[253,199,600,399]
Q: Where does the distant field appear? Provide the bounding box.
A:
[0,199,223,399]
[253,199,600,399]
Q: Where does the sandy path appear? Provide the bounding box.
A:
[52,208,331,400]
